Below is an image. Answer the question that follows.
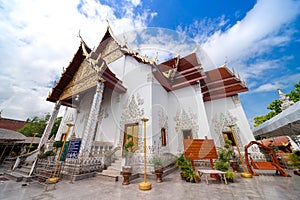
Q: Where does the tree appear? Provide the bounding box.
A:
[254,81,300,127]
[267,100,282,114]
[17,113,62,139]
[288,81,300,102]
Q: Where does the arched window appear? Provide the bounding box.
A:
[161,128,166,146]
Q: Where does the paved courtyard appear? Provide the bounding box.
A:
[1,170,300,200]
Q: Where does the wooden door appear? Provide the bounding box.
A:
[123,123,139,152]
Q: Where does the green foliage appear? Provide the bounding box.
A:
[124,134,134,157]
[288,150,300,169]
[17,114,62,138]
[225,170,236,179]
[175,155,199,182]
[254,81,300,127]
[215,140,235,172]
[53,141,63,148]
[151,155,163,166]
[44,150,55,157]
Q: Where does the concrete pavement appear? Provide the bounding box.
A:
[1,170,300,200]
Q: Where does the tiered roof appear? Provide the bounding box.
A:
[47,26,248,106]
[200,65,248,102]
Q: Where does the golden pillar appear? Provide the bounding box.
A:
[139,118,152,190]
[228,124,252,178]
[49,123,74,183]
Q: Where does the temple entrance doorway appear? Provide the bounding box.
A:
[183,129,193,151]
[123,123,139,154]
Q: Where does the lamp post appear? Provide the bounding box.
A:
[228,123,252,178]
[27,133,37,153]
[139,118,152,190]
[48,123,74,183]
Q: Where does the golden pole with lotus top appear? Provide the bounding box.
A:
[139,118,152,190]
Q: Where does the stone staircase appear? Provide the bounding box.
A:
[96,157,122,182]
[5,164,34,182]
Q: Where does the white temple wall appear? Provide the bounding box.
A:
[166,85,211,154]
[55,90,94,142]
[115,56,153,149]
[94,88,119,144]
[204,95,254,148]
[151,80,169,153]
[55,106,77,141]
[107,55,125,80]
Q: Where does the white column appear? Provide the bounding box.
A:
[195,81,211,138]
[79,80,105,158]
[38,101,61,149]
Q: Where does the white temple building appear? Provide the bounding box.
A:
[44,26,255,174]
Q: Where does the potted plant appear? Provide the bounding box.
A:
[216,139,237,173]
[288,150,300,175]
[151,155,164,183]
[225,170,236,182]
[176,155,192,180]
[121,166,132,185]
[186,167,200,183]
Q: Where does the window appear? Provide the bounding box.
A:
[161,128,166,146]
[183,129,192,140]
[222,132,236,146]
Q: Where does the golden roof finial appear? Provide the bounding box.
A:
[153,52,158,63]
[123,33,128,47]
[192,43,198,53]
[105,13,110,29]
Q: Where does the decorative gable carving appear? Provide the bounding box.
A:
[59,60,98,100]
[102,38,123,64]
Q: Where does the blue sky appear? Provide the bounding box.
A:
[0,0,299,128]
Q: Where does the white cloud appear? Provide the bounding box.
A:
[200,0,300,69]
[128,0,141,7]
[252,83,279,93]
[0,0,155,120]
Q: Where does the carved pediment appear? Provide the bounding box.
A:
[101,39,124,64]
[59,60,98,100]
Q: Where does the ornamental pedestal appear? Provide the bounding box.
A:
[154,166,163,183]
[122,166,132,185]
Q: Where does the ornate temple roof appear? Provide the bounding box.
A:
[47,25,248,105]
[200,65,248,102]
[47,30,127,106]
[153,53,205,91]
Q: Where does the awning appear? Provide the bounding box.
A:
[0,128,26,143]
[253,101,300,137]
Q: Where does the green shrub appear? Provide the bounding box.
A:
[44,150,55,157]
[53,141,63,148]
[288,150,300,169]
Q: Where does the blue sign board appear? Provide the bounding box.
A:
[67,138,82,159]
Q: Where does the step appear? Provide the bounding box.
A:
[101,168,121,176]
[96,172,119,182]
[109,163,121,170]
[15,167,31,175]
[4,171,24,182]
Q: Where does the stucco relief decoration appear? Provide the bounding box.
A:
[212,111,243,149]
[174,108,199,152]
[119,94,145,147]
[232,95,240,104]
[98,107,109,124]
